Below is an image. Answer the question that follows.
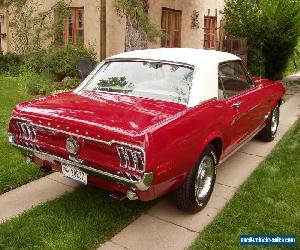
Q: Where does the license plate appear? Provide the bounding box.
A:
[62,164,87,185]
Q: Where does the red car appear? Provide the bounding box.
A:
[8,49,285,213]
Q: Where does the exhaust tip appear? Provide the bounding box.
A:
[110,192,126,201]
[40,166,52,173]
[26,156,33,164]
[127,190,138,201]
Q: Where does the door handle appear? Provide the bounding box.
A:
[232,101,243,108]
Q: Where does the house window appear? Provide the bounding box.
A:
[204,16,217,49]
[60,7,84,45]
[161,8,181,48]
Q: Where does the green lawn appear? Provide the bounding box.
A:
[190,119,300,250]
[0,186,153,249]
[0,76,45,194]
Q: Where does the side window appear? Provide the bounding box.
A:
[219,61,251,99]
[218,76,225,100]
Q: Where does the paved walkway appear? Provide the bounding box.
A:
[98,91,300,250]
[282,72,300,101]
[0,173,78,223]
[0,79,299,248]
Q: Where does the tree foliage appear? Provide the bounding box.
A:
[285,39,300,75]
[4,0,70,54]
[23,45,97,80]
[223,0,300,79]
[114,0,162,51]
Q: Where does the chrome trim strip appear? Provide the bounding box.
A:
[196,97,218,107]
[78,89,188,106]
[10,141,153,191]
[218,123,265,165]
[11,116,146,172]
[107,58,195,68]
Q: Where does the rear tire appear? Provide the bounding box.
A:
[257,105,280,142]
[172,144,217,213]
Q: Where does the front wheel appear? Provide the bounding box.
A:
[172,145,217,213]
[257,104,280,142]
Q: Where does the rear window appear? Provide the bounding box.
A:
[80,60,194,104]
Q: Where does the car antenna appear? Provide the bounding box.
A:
[260,42,263,84]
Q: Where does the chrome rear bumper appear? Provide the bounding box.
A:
[9,139,153,192]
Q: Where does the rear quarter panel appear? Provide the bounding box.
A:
[145,100,231,198]
[256,79,285,109]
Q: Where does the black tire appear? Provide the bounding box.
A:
[257,104,280,142]
[172,144,217,213]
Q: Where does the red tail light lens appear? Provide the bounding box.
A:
[16,121,36,141]
[116,146,145,173]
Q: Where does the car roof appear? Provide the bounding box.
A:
[108,48,240,67]
[76,48,242,107]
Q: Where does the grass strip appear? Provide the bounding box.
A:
[0,76,45,194]
[0,186,153,249]
[190,119,300,249]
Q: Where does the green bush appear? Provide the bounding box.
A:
[17,67,81,96]
[284,39,300,76]
[23,45,97,80]
[223,0,300,80]
[0,52,23,75]
[16,68,48,95]
[248,47,265,77]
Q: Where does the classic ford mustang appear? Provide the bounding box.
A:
[8,49,285,212]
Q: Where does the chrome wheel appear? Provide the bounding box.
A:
[173,145,217,213]
[271,107,279,135]
[195,155,214,205]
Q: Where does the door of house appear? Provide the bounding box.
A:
[223,37,248,66]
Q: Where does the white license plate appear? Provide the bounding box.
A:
[62,164,87,185]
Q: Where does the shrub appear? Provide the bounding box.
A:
[17,67,81,96]
[248,47,265,78]
[46,45,97,80]
[223,0,300,80]
[284,39,300,77]
[0,52,23,75]
[23,45,97,80]
[49,79,81,93]
[16,68,49,95]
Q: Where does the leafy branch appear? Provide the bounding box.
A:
[222,0,300,79]
[114,0,163,41]
[4,0,70,53]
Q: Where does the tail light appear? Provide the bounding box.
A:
[16,121,36,141]
[116,146,145,173]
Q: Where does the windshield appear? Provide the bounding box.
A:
[80,60,194,104]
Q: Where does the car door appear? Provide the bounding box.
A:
[218,61,262,154]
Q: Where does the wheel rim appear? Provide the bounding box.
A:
[195,155,214,205]
[271,107,279,135]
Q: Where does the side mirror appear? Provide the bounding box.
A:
[253,77,263,88]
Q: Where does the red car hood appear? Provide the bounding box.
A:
[13,91,186,138]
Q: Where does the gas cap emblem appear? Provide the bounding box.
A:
[66,137,80,155]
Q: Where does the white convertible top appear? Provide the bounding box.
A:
[76,49,241,107]
[108,48,239,68]
[108,49,240,107]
